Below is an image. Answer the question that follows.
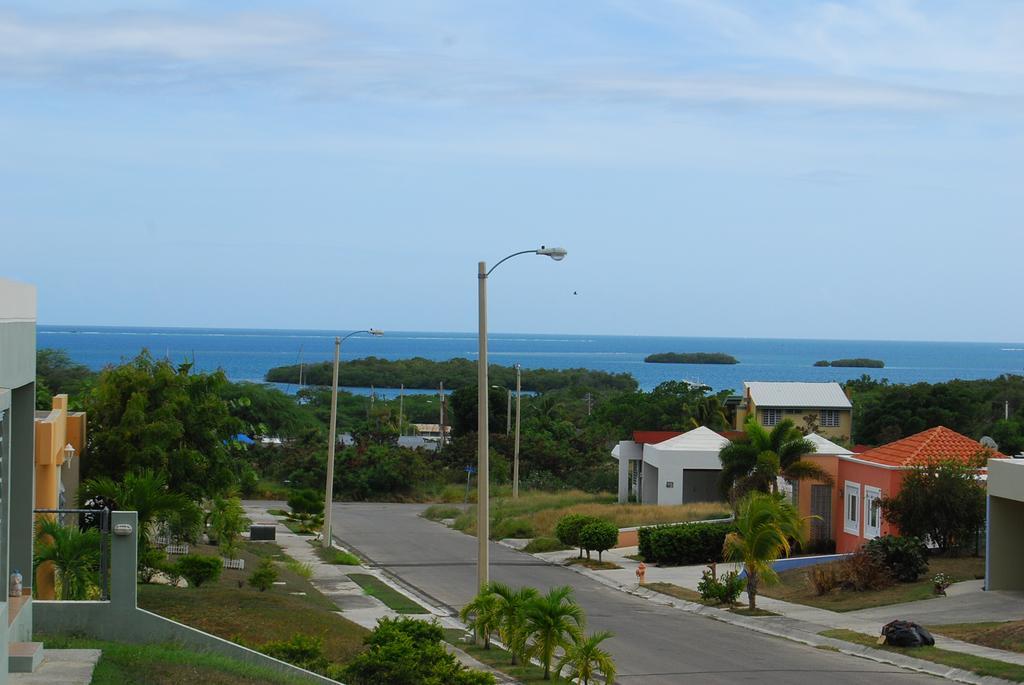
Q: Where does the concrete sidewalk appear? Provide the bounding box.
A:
[242,502,515,683]
[529,543,1024,679]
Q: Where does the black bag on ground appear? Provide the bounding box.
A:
[881,620,933,647]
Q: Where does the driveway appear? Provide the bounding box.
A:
[330,502,944,684]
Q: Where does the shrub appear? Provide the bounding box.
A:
[260,633,328,673]
[638,521,736,565]
[578,520,619,561]
[175,554,223,588]
[287,488,324,517]
[493,517,534,540]
[523,536,569,553]
[138,547,167,584]
[865,535,929,582]
[806,563,842,596]
[838,550,893,592]
[555,514,599,558]
[697,569,745,604]
[422,505,463,521]
[248,558,278,592]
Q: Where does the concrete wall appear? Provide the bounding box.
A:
[986,459,1024,591]
[641,462,658,504]
[834,460,903,554]
[34,511,339,684]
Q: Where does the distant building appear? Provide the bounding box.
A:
[411,423,450,440]
[727,381,853,440]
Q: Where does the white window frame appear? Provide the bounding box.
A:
[762,408,783,426]
[843,481,860,535]
[863,486,882,539]
[820,409,841,428]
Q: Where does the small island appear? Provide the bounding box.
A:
[814,358,885,368]
[644,352,739,365]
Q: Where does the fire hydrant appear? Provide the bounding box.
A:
[635,562,647,585]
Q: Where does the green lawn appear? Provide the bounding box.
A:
[444,629,573,684]
[565,558,621,570]
[760,556,985,612]
[346,573,428,614]
[139,542,366,666]
[821,629,1024,682]
[310,542,360,566]
[38,635,314,685]
[930,621,1024,654]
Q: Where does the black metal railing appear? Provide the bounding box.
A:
[33,507,111,601]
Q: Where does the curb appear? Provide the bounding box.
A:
[522,547,1020,685]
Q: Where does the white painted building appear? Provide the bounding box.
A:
[613,426,729,505]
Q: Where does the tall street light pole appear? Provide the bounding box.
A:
[324,328,383,548]
[513,363,522,499]
[477,246,566,591]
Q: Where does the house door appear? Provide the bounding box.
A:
[810,484,832,542]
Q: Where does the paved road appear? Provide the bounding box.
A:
[332,502,943,684]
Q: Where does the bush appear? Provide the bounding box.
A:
[175,554,223,588]
[638,521,736,565]
[287,488,324,517]
[422,505,463,521]
[578,520,619,561]
[248,558,278,592]
[523,536,569,553]
[260,633,328,673]
[807,563,842,596]
[138,547,167,584]
[555,514,599,558]
[697,569,745,604]
[865,535,929,582]
[493,517,534,540]
[838,550,893,592]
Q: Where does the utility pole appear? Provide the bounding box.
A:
[507,390,512,435]
[439,381,446,448]
[513,364,521,499]
[586,392,593,416]
[398,384,404,436]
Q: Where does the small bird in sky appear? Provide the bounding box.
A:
[573,291,578,295]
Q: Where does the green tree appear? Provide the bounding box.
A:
[489,582,538,665]
[555,631,616,685]
[81,469,197,553]
[525,586,585,680]
[248,558,279,592]
[35,348,95,409]
[459,586,502,649]
[718,416,831,500]
[880,456,987,555]
[33,518,101,600]
[723,492,806,611]
[84,352,241,499]
[578,520,618,561]
[208,496,248,560]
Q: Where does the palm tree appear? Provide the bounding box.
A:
[691,396,728,431]
[459,586,502,649]
[489,582,538,665]
[556,631,616,685]
[525,585,585,680]
[34,518,101,600]
[723,492,806,611]
[80,469,197,550]
[718,416,831,500]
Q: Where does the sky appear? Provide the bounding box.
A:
[2,1,1022,342]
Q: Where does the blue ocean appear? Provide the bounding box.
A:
[37,326,1024,395]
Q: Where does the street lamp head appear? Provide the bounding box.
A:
[536,246,567,261]
[368,329,384,336]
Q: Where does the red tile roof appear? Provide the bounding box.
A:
[853,426,1004,467]
[632,431,683,445]
[717,430,748,442]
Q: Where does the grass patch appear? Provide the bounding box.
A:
[729,607,779,616]
[453,490,728,540]
[821,629,1024,683]
[446,632,573,683]
[760,556,985,612]
[38,635,312,685]
[564,558,622,570]
[347,573,428,614]
[422,504,465,521]
[267,508,289,517]
[930,621,1024,654]
[283,558,314,579]
[310,543,360,566]
[645,582,706,604]
[625,554,644,562]
[523,536,569,553]
[280,519,316,536]
[139,542,365,667]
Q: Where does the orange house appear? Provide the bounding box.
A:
[796,426,1003,554]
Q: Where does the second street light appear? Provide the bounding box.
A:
[477,246,566,590]
[323,328,383,549]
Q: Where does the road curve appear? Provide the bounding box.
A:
[331,502,943,685]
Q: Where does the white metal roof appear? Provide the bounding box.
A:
[745,381,852,409]
[805,433,853,456]
[651,426,730,452]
